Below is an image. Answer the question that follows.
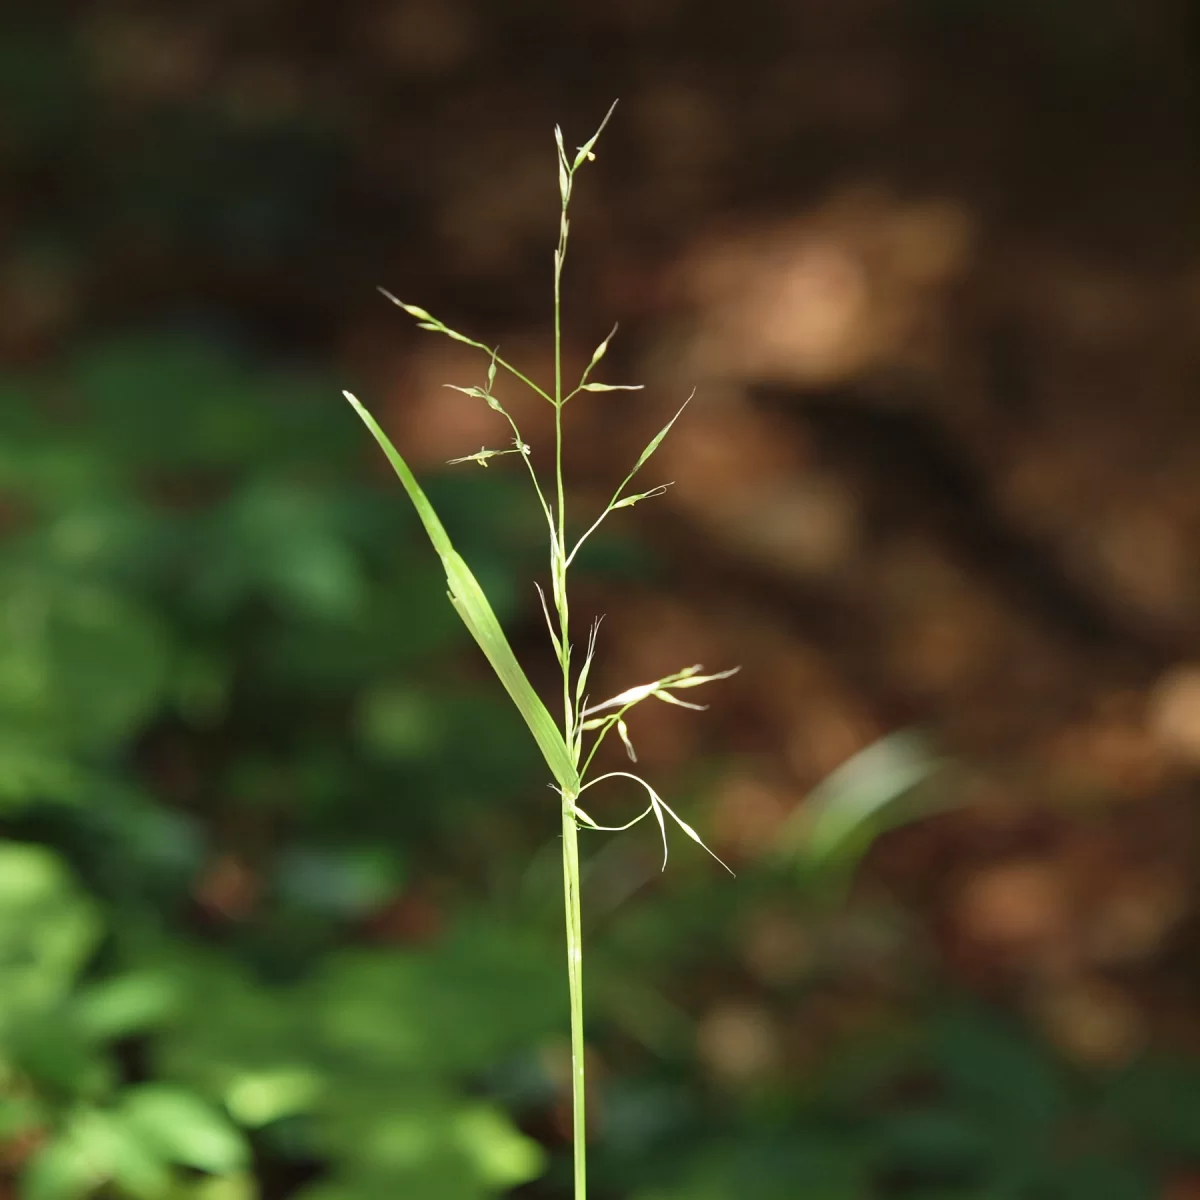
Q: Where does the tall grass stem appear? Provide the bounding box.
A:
[344,103,735,1198]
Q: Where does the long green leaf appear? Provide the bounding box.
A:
[343,391,579,794]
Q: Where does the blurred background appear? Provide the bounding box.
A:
[3,1,1200,1197]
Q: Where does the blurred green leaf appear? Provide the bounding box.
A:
[21,1125,107,1200]
[120,1086,248,1174]
[776,731,947,872]
[72,971,182,1042]
[454,1104,546,1188]
[355,684,444,762]
[195,481,366,621]
[223,1067,323,1128]
[22,1107,170,1200]
[0,843,99,1032]
[0,569,171,751]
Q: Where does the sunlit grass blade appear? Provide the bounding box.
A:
[342,390,454,556]
[571,802,652,832]
[567,392,697,566]
[578,771,733,875]
[654,791,735,875]
[580,664,739,720]
[611,484,670,510]
[664,664,741,690]
[535,582,565,664]
[574,618,602,713]
[777,731,946,868]
[342,390,578,794]
[375,289,555,405]
[627,390,694,479]
[443,550,579,793]
[616,718,636,762]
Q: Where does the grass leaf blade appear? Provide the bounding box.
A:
[343,391,578,794]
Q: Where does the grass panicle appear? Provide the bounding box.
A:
[343,103,736,1198]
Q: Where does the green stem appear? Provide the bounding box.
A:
[553,169,587,1199]
[554,192,572,736]
[560,798,586,1198]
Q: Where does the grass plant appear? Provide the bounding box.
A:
[342,104,735,1198]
